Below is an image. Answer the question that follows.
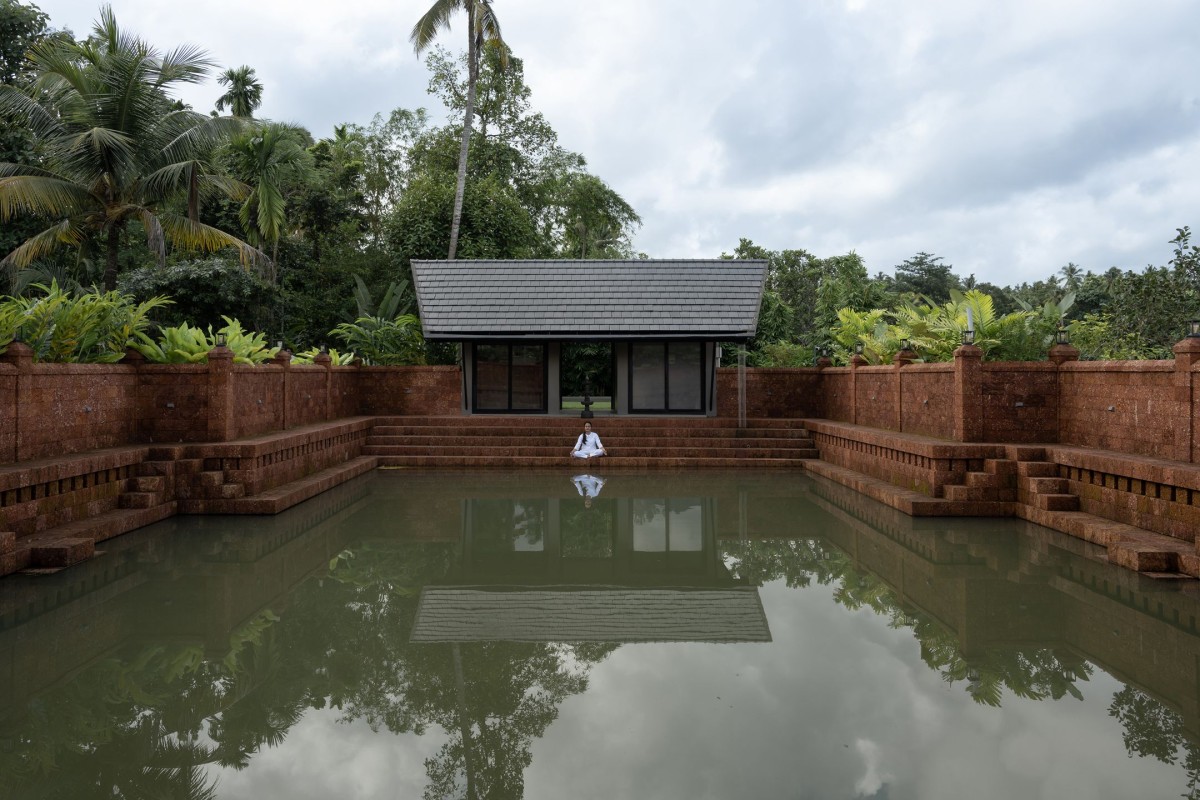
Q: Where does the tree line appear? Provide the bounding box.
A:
[0,0,1193,363]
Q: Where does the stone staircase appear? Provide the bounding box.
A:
[363,416,819,469]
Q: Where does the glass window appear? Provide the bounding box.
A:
[631,343,665,410]
[667,342,702,411]
[473,343,546,412]
[511,345,546,410]
[475,344,510,411]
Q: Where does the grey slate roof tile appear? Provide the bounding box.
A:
[411,259,767,340]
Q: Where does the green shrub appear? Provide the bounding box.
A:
[132,317,280,365]
[0,281,172,362]
[329,314,426,365]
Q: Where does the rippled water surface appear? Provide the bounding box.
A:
[3,469,1199,799]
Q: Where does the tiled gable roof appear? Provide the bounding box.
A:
[411,259,767,340]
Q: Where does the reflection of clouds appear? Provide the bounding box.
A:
[190,578,1190,799]
[521,582,1188,800]
[205,708,447,800]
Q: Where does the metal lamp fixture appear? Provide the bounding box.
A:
[899,338,910,351]
[1056,326,1070,346]
[1189,319,1200,338]
[962,329,975,345]
[854,342,864,355]
[215,332,226,348]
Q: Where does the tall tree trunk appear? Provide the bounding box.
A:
[104,224,121,291]
[448,19,479,261]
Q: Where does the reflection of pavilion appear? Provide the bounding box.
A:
[411,491,772,643]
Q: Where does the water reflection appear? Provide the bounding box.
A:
[1,471,1200,797]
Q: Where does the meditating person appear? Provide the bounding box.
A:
[571,421,607,459]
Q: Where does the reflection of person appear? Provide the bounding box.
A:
[570,421,607,459]
[572,474,607,499]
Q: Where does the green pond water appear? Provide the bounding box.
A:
[2,469,1200,799]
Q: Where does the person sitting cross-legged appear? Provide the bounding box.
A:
[571,422,607,459]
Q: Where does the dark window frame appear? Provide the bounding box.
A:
[627,340,706,414]
[471,342,549,414]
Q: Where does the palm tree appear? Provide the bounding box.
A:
[0,6,263,289]
[225,121,313,281]
[214,65,263,118]
[1059,262,1083,292]
[410,0,506,260]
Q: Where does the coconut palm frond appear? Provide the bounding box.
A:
[0,218,88,268]
[156,212,268,269]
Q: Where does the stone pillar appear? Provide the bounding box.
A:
[1047,342,1079,366]
[1,341,34,463]
[1173,335,1200,463]
[316,350,333,421]
[850,352,866,425]
[892,345,916,432]
[206,344,235,442]
[273,349,292,431]
[953,344,983,443]
[122,347,147,443]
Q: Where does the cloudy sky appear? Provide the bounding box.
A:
[31,0,1200,285]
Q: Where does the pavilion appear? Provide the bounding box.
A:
[411,259,768,415]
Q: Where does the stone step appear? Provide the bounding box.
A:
[1026,476,1070,493]
[119,491,162,509]
[373,415,805,429]
[2,503,177,576]
[369,425,814,440]
[1007,446,1048,461]
[178,456,378,514]
[127,475,166,493]
[366,433,813,448]
[374,455,814,469]
[363,444,819,459]
[984,459,1018,478]
[945,484,1013,502]
[1017,461,1060,478]
[137,459,177,478]
[1035,493,1079,511]
[965,471,1007,489]
[198,470,226,489]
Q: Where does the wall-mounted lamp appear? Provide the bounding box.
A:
[962,329,975,345]
[1189,319,1200,338]
[1056,326,1070,345]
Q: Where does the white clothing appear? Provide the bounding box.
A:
[572,431,605,458]
[572,474,607,498]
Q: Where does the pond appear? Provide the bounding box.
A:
[1,469,1199,799]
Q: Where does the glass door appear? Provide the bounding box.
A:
[629,342,704,413]
[473,343,547,413]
